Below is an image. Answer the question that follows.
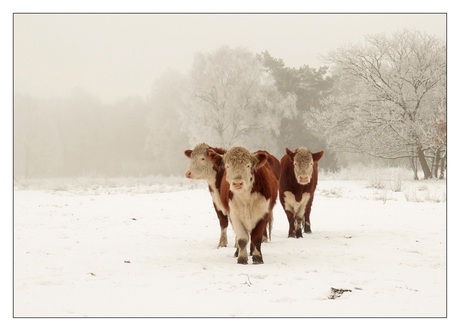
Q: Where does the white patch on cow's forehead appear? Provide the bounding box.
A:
[191,143,210,157]
[224,147,253,165]
[295,147,313,163]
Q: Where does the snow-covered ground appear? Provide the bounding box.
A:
[13,175,447,318]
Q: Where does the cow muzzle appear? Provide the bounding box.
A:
[298,175,310,185]
[231,179,245,190]
[185,170,192,179]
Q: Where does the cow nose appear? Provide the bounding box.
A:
[185,171,192,178]
[232,179,244,189]
[299,175,310,183]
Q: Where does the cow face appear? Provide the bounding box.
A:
[184,143,217,180]
[286,147,324,185]
[210,147,267,192]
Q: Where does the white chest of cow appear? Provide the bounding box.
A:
[229,190,269,232]
[283,191,311,218]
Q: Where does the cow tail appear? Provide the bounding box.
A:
[268,211,273,241]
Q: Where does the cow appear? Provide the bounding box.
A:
[279,147,324,238]
[255,150,280,241]
[184,143,229,248]
[209,146,278,264]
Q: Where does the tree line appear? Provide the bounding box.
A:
[14,29,446,179]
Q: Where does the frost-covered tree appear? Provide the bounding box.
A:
[14,95,63,178]
[145,69,190,175]
[180,46,297,154]
[259,51,338,170]
[311,30,446,179]
[425,96,446,179]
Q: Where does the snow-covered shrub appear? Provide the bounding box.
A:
[372,189,392,204]
[403,183,446,203]
[319,187,344,198]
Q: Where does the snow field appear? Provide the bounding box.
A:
[14,179,446,317]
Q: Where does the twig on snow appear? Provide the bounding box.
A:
[240,273,252,287]
[328,287,352,299]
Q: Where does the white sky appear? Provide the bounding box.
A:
[13,13,446,104]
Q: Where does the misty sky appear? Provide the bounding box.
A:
[14,13,446,104]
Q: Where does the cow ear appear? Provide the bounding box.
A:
[254,151,268,170]
[206,147,219,157]
[184,150,192,158]
[313,151,324,162]
[285,147,295,160]
[212,147,227,155]
[208,150,224,167]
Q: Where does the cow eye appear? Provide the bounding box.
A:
[247,164,251,168]
[201,157,205,161]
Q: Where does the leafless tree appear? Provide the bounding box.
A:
[180,46,297,153]
[311,30,446,179]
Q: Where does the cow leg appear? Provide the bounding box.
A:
[262,212,273,243]
[261,211,273,242]
[303,196,314,234]
[232,221,249,264]
[236,237,249,264]
[303,218,312,234]
[251,218,268,264]
[215,208,229,248]
[218,227,228,248]
[267,211,274,241]
[233,236,239,257]
[295,216,303,238]
[284,210,296,238]
[262,227,269,243]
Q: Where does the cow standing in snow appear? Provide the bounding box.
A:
[184,143,229,248]
[279,147,324,238]
[209,147,278,264]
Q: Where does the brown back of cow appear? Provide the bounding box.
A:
[255,150,281,180]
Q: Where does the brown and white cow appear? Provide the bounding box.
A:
[279,147,324,238]
[209,147,278,264]
[255,150,280,241]
[184,143,229,248]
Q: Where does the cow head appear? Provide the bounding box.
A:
[209,146,268,192]
[286,147,324,185]
[184,143,223,180]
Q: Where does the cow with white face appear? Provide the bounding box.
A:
[209,147,278,264]
[279,147,324,238]
[184,143,229,248]
[291,148,316,185]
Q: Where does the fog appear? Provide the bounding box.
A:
[13,13,446,178]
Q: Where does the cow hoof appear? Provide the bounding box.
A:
[252,255,264,264]
[295,229,303,238]
[288,233,296,238]
[237,257,248,265]
[217,239,228,248]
